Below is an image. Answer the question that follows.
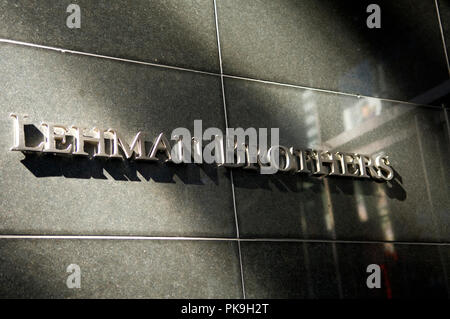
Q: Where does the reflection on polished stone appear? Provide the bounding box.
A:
[241,241,449,299]
[226,77,450,242]
[217,0,449,103]
[337,243,448,298]
[437,0,450,81]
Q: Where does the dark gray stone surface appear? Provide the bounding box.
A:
[438,0,450,68]
[436,0,450,108]
[0,0,220,72]
[337,243,449,298]
[241,241,449,299]
[240,241,341,298]
[0,239,242,298]
[216,0,449,103]
[240,241,309,298]
[0,1,449,299]
[225,77,450,242]
[0,43,236,237]
[439,245,450,296]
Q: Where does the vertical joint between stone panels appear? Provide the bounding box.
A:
[435,0,450,77]
[331,242,344,299]
[213,0,246,299]
[444,106,450,143]
[414,115,443,244]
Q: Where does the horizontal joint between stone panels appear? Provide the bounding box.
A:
[1,235,450,246]
[0,38,445,110]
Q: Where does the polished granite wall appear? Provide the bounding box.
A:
[0,0,449,298]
